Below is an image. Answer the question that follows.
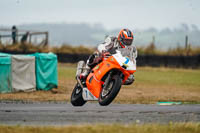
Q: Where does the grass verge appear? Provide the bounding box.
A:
[0,64,200,104]
[0,123,200,133]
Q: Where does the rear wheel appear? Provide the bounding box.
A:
[99,75,122,106]
[71,83,86,106]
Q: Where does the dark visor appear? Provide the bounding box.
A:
[123,39,133,46]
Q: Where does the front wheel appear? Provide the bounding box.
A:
[99,75,122,106]
[71,83,86,106]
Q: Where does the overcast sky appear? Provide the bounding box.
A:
[0,0,199,30]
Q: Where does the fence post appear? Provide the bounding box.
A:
[152,35,155,45]
[185,35,188,49]
[45,32,48,46]
[29,34,32,44]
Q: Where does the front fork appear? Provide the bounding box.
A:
[76,76,84,89]
[102,71,124,90]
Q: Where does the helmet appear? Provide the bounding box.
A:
[118,29,134,48]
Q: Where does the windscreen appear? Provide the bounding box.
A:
[117,45,137,61]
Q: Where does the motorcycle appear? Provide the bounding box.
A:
[71,46,137,106]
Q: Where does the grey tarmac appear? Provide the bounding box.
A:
[0,102,200,125]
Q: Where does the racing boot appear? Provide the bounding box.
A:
[123,74,135,85]
[79,53,98,80]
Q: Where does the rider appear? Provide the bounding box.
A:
[80,28,136,85]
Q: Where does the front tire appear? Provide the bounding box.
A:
[71,83,86,106]
[99,75,122,106]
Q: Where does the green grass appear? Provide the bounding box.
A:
[58,65,200,89]
[135,67,200,88]
[63,65,200,85]
[0,123,200,133]
[1,65,200,103]
[58,64,76,79]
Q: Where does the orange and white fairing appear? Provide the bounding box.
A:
[85,46,137,99]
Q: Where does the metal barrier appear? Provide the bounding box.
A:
[0,28,48,46]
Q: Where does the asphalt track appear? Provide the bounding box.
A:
[0,102,200,125]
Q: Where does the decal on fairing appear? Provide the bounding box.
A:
[82,88,98,101]
[94,65,100,70]
[122,57,129,68]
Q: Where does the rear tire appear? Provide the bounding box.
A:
[71,83,86,106]
[99,75,122,106]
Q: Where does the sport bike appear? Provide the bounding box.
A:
[71,46,137,106]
